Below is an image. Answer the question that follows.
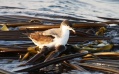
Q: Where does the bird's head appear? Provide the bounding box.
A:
[60,20,76,33]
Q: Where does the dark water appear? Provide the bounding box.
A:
[0,0,119,22]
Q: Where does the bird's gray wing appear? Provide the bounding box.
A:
[43,28,61,38]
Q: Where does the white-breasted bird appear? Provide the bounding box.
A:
[28,20,75,49]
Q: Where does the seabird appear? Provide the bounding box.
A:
[22,20,76,63]
[29,20,75,49]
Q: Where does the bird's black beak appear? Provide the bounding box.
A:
[68,27,76,34]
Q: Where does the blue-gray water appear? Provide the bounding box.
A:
[0,0,119,22]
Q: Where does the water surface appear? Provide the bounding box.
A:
[0,0,119,21]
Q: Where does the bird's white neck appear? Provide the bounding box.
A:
[61,26,69,35]
[61,26,70,44]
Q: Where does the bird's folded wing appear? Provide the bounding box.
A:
[29,31,55,43]
[43,28,61,38]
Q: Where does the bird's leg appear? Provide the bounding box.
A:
[44,45,66,62]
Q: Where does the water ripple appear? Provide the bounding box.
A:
[0,0,119,21]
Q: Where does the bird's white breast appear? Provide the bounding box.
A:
[54,29,69,46]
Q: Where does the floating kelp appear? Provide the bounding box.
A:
[0,15,119,74]
[80,44,113,52]
[0,24,9,31]
[85,59,119,66]
[18,23,107,30]
[62,61,88,72]
[103,20,119,24]
[72,40,113,53]
[0,47,27,53]
[84,52,119,59]
[0,30,111,42]
[13,52,88,72]
[78,62,119,73]
[21,46,39,61]
[95,27,106,36]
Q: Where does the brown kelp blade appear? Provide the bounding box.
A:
[0,30,111,41]
[13,52,88,72]
[18,23,107,30]
[78,63,119,73]
[62,61,88,72]
[0,47,27,53]
[85,59,119,67]
[84,52,119,59]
